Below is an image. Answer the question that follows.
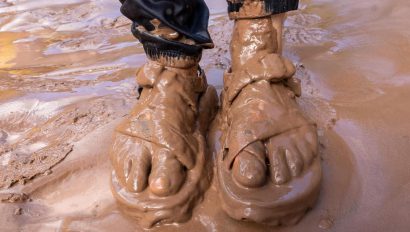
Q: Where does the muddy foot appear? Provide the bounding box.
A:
[265,124,318,185]
[217,16,321,224]
[110,60,217,228]
[218,78,321,225]
[111,136,186,197]
[231,83,318,187]
[223,78,319,188]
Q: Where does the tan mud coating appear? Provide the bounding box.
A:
[215,13,321,224]
[110,56,218,227]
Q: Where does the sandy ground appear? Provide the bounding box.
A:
[1,0,410,231]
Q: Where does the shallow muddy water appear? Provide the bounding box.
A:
[1,0,410,231]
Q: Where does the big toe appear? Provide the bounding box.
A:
[232,151,267,188]
[149,150,185,197]
[113,139,151,193]
[125,156,150,193]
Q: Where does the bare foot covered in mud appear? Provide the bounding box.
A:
[110,60,217,228]
[230,82,319,188]
[218,64,322,226]
[217,16,321,225]
[265,123,318,185]
[111,134,186,197]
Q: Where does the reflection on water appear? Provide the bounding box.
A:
[0,33,17,69]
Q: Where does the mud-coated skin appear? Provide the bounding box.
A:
[111,1,218,227]
[110,58,218,228]
[114,0,318,227]
[216,13,322,225]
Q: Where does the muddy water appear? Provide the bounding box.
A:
[1,0,410,231]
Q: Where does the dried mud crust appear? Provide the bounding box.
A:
[110,61,218,228]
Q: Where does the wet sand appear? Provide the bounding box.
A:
[1,0,410,231]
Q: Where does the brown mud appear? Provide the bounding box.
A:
[1,0,410,231]
[110,57,218,228]
[214,12,320,225]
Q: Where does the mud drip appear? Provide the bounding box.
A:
[216,14,321,224]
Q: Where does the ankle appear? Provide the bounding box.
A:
[230,17,279,70]
[151,55,200,69]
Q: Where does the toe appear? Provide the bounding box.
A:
[110,135,130,186]
[267,147,290,185]
[266,125,318,184]
[305,127,319,158]
[305,127,317,145]
[295,126,318,166]
[149,149,185,197]
[296,139,314,166]
[125,143,151,193]
[232,150,267,188]
[284,143,304,177]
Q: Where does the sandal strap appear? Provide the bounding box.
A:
[223,111,312,169]
[222,77,313,169]
[224,53,297,106]
[117,61,208,169]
